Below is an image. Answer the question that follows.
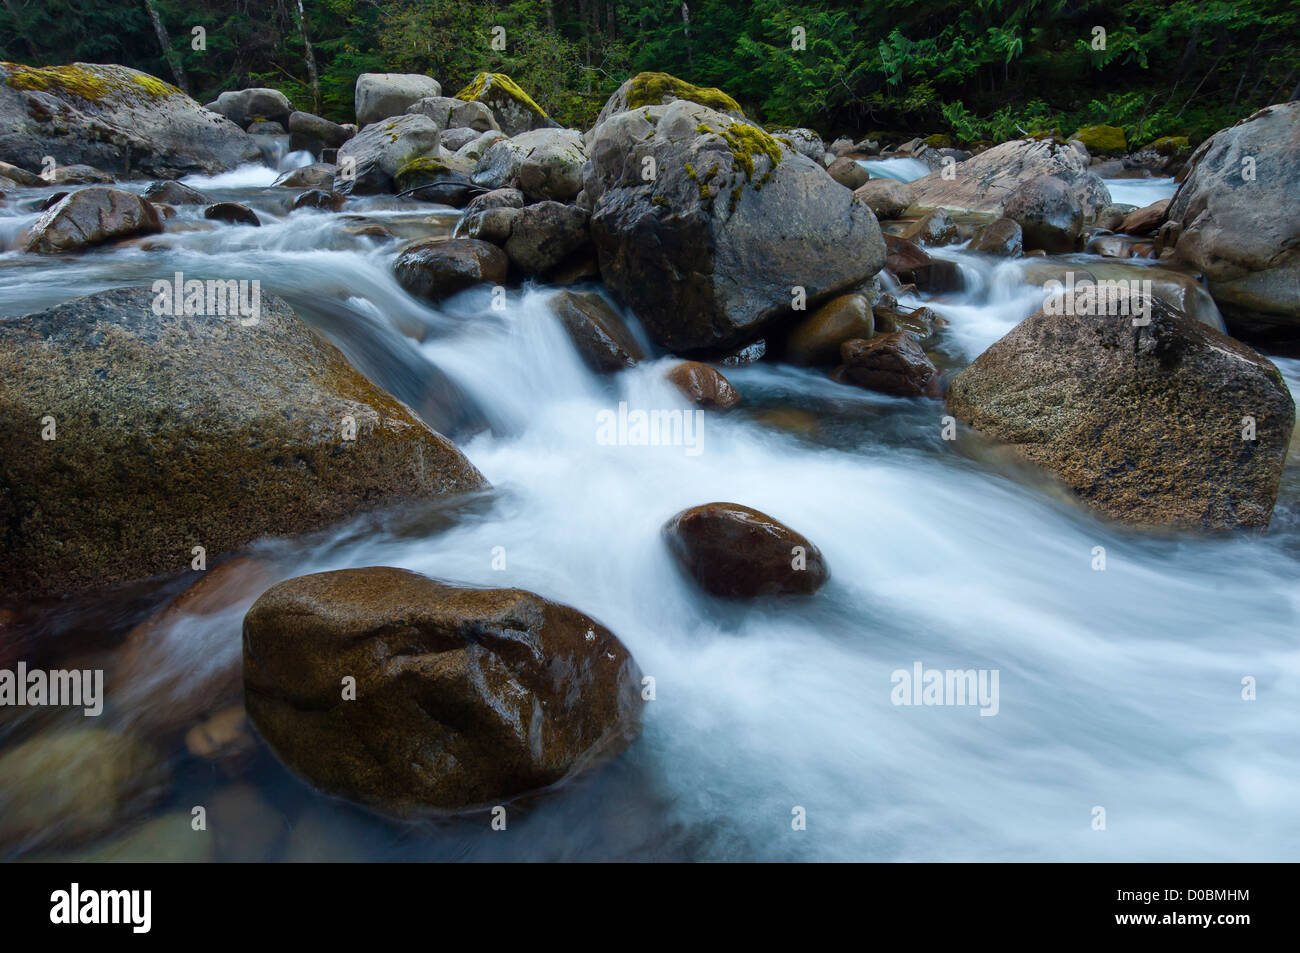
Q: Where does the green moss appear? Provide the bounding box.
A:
[1150,135,1190,156]
[1071,124,1128,155]
[718,122,782,182]
[624,72,743,116]
[3,63,178,103]
[923,133,953,149]
[454,72,549,120]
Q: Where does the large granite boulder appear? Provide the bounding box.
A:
[334,113,439,194]
[0,287,485,599]
[908,138,1111,221]
[0,62,261,178]
[354,73,441,126]
[243,567,644,816]
[209,87,291,128]
[946,290,1294,531]
[585,100,885,353]
[1166,101,1300,344]
[472,128,587,201]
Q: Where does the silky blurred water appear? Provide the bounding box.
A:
[0,162,1296,862]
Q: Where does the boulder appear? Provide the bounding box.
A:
[773,128,826,163]
[460,206,519,244]
[0,728,168,853]
[585,100,884,353]
[0,159,41,185]
[392,155,480,205]
[969,217,1023,256]
[826,156,870,189]
[243,567,644,816]
[272,161,336,189]
[204,201,260,226]
[335,114,439,194]
[454,73,556,138]
[455,129,508,162]
[393,237,509,303]
[595,72,743,130]
[463,186,525,216]
[0,62,261,178]
[836,333,943,398]
[46,163,113,184]
[1167,102,1300,343]
[354,73,441,126]
[246,119,286,136]
[781,293,874,366]
[901,208,958,246]
[663,503,828,598]
[852,178,914,219]
[908,138,1111,221]
[405,95,498,133]
[946,291,1294,530]
[1121,198,1169,236]
[548,290,644,373]
[503,201,590,275]
[289,188,345,212]
[440,127,479,151]
[1003,174,1083,253]
[210,87,291,129]
[473,128,587,201]
[288,110,353,157]
[666,362,741,409]
[883,235,963,292]
[0,287,485,599]
[22,186,162,253]
[144,179,212,205]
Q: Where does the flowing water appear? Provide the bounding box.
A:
[1,158,1297,862]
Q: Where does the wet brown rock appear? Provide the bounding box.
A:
[144,180,213,205]
[969,217,1023,257]
[852,178,915,219]
[548,290,644,373]
[289,188,345,212]
[0,287,486,600]
[901,209,958,246]
[781,293,874,366]
[946,291,1295,530]
[837,333,943,398]
[826,156,870,189]
[1121,199,1169,236]
[204,201,260,226]
[666,362,741,409]
[883,234,963,292]
[393,237,508,303]
[243,567,644,816]
[663,503,828,598]
[22,186,162,253]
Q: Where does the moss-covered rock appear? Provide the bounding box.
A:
[454,72,554,137]
[0,61,260,178]
[596,72,744,128]
[1071,124,1128,155]
[1150,135,1191,156]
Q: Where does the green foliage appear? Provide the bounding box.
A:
[1,0,1295,141]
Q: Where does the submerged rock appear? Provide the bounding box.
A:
[0,62,260,177]
[663,503,828,598]
[243,567,644,816]
[946,291,1294,530]
[0,287,485,599]
[22,186,162,253]
[0,728,169,853]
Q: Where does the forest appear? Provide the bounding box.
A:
[1,0,1296,145]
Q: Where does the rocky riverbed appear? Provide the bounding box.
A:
[0,64,1297,861]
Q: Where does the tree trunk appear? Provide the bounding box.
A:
[293,0,321,114]
[142,0,189,94]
